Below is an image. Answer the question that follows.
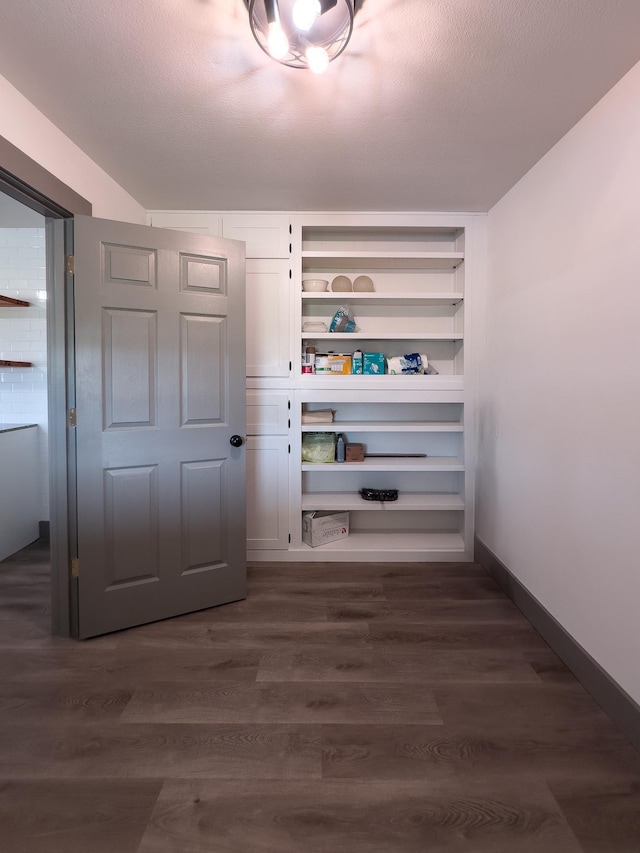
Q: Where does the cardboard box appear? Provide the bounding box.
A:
[302,511,349,547]
[363,352,385,374]
[328,354,352,375]
[346,442,365,462]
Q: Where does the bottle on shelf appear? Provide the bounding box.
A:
[302,345,316,374]
[336,433,346,463]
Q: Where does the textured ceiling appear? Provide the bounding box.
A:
[1,0,640,212]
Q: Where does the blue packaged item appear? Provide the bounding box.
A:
[387,353,424,374]
[363,352,385,374]
[329,306,357,333]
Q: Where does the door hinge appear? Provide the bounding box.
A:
[288,533,291,544]
[288,444,291,453]
[71,557,79,578]
[66,255,75,275]
[69,408,77,427]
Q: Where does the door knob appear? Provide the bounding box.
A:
[230,434,244,447]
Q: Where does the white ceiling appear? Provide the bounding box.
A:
[1,0,640,213]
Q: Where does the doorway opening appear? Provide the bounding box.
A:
[0,192,48,561]
[0,138,92,636]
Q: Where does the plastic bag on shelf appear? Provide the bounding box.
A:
[387,353,424,374]
[302,432,336,463]
[329,305,357,333]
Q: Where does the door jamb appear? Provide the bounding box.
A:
[0,135,92,636]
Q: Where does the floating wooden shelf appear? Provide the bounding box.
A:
[0,295,30,307]
[0,360,33,368]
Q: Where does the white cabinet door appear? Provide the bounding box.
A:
[246,259,291,378]
[246,435,289,550]
[222,214,290,258]
[147,212,222,236]
[247,390,289,435]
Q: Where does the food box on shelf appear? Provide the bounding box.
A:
[302,511,349,547]
[363,352,385,374]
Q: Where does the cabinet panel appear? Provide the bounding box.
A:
[246,435,289,550]
[223,215,290,258]
[247,391,289,435]
[147,212,222,236]
[246,259,291,378]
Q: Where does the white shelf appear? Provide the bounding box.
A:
[300,332,463,341]
[301,456,464,472]
[296,376,464,393]
[301,251,464,270]
[302,493,465,512]
[301,292,464,305]
[297,531,466,554]
[301,421,463,433]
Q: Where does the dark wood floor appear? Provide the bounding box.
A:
[1,541,640,852]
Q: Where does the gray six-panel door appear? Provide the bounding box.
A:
[72,216,246,638]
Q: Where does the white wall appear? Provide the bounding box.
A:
[0,74,145,223]
[479,60,640,704]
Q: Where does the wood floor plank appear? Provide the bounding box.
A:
[326,598,525,622]
[114,620,370,649]
[0,620,118,649]
[0,646,260,683]
[319,723,640,783]
[433,683,622,735]
[0,779,161,853]
[169,597,327,623]
[549,776,640,852]
[0,681,132,722]
[137,778,583,853]
[121,681,442,725]
[248,562,484,580]
[256,648,541,683]
[525,648,577,683]
[0,723,322,780]
[247,580,388,600]
[367,621,549,650]
[381,577,509,600]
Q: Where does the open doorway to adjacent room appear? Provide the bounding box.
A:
[0,192,49,559]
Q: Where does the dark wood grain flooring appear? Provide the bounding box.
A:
[1,541,640,852]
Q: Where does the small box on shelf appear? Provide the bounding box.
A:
[363,352,385,374]
[302,511,349,547]
[346,443,365,462]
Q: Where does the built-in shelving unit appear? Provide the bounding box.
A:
[298,225,465,383]
[287,218,474,562]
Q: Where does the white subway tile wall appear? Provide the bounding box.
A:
[0,228,48,520]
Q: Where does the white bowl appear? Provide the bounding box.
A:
[302,279,329,292]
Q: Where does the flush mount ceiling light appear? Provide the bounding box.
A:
[244,0,357,73]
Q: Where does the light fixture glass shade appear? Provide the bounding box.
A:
[245,0,355,71]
